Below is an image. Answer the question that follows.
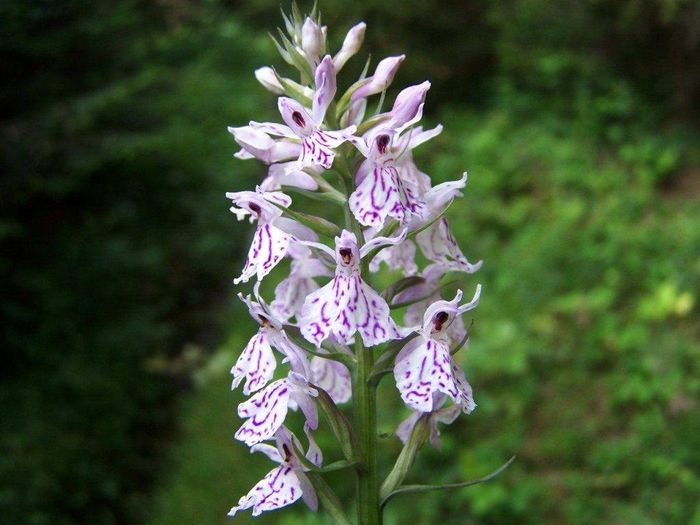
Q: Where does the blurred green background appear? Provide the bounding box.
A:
[2,1,699,524]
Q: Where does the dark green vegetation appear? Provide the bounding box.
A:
[2,1,699,524]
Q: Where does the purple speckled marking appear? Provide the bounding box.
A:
[349,165,426,229]
[231,331,276,395]
[236,379,292,445]
[236,222,291,284]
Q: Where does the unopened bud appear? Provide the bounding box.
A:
[333,22,366,71]
[254,67,284,95]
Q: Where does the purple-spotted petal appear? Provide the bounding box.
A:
[231,331,277,394]
[416,218,482,274]
[451,360,476,413]
[236,379,292,446]
[394,337,459,412]
[234,223,291,284]
[278,97,315,137]
[349,165,427,229]
[369,238,418,275]
[310,357,352,403]
[228,464,304,518]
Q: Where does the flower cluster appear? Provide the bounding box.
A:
[225,6,485,521]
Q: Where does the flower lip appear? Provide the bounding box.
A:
[338,247,353,265]
[376,134,390,155]
[432,311,450,332]
[292,111,306,128]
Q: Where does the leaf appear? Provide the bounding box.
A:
[270,201,342,238]
[379,415,431,499]
[313,385,360,462]
[380,456,517,509]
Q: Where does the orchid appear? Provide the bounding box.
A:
[228,425,321,517]
[223,6,510,524]
[299,229,406,347]
[394,288,481,412]
[231,283,310,394]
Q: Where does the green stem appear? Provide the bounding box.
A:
[343,202,381,525]
[354,335,381,525]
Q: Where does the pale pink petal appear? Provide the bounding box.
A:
[369,238,418,275]
[310,357,352,403]
[312,55,336,125]
[231,331,277,394]
[235,379,292,446]
[234,223,291,284]
[250,443,283,463]
[228,464,303,517]
[394,337,458,412]
[278,97,315,137]
[396,410,422,444]
[349,166,427,229]
[416,218,482,274]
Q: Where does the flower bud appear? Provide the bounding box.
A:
[333,22,366,71]
[301,17,324,61]
[254,67,284,95]
[389,81,431,128]
[351,55,405,101]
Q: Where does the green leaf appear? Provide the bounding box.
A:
[379,414,431,499]
[313,385,360,462]
[270,202,342,238]
[380,456,517,509]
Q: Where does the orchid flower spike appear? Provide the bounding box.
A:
[235,372,318,446]
[394,287,481,412]
[299,229,407,347]
[251,56,356,172]
[231,283,310,395]
[228,425,321,517]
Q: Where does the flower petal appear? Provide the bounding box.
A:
[312,55,337,125]
[228,464,303,518]
[231,331,277,394]
[416,218,482,274]
[235,379,292,446]
[349,166,426,229]
[394,337,458,412]
[234,223,292,284]
[310,356,352,404]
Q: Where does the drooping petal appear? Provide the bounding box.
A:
[394,337,459,412]
[234,223,292,284]
[231,331,277,394]
[369,238,418,275]
[228,464,304,518]
[416,218,482,274]
[349,165,427,229]
[310,356,352,403]
[262,162,319,191]
[396,410,422,444]
[297,472,319,512]
[235,379,293,446]
[250,443,283,463]
[450,360,476,413]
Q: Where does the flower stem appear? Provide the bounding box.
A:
[354,335,381,525]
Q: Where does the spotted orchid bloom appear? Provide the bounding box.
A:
[229,425,322,518]
[251,56,356,172]
[416,217,483,274]
[235,372,318,447]
[271,244,332,322]
[396,393,463,449]
[394,263,469,344]
[299,229,407,347]
[394,287,481,412]
[232,283,310,395]
[348,130,427,229]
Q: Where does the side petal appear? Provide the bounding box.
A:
[234,223,291,285]
[310,356,352,404]
[450,360,476,413]
[353,276,396,347]
[227,465,303,518]
[231,331,277,394]
[299,276,344,346]
[235,379,292,446]
[394,337,456,412]
[415,218,482,274]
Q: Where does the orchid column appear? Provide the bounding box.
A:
[224,5,510,525]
